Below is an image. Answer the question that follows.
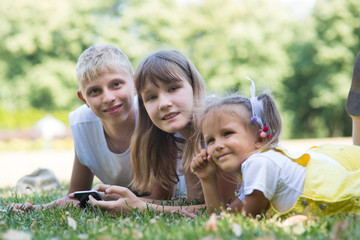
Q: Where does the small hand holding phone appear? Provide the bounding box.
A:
[74,190,104,208]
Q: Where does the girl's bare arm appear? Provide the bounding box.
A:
[88,185,205,215]
[199,176,223,212]
[227,190,269,217]
[242,190,270,217]
[68,151,94,193]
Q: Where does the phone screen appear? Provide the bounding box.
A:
[74,190,104,208]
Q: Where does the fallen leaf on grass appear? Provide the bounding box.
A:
[200,236,222,240]
[132,230,143,239]
[150,217,158,224]
[67,216,77,230]
[99,226,108,232]
[220,211,231,219]
[61,211,71,222]
[2,229,32,240]
[205,213,218,232]
[279,215,308,227]
[87,218,99,223]
[180,209,197,219]
[123,228,130,235]
[278,215,308,235]
[30,221,37,230]
[26,200,33,204]
[231,223,242,237]
[330,220,348,240]
[97,235,113,240]
[255,237,275,240]
[78,233,89,239]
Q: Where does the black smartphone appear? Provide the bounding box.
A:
[74,190,104,208]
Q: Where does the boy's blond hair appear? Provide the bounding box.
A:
[76,44,134,93]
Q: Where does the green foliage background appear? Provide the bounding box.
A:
[0,0,359,138]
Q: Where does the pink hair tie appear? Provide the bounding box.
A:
[260,126,269,138]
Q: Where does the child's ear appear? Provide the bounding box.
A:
[77,90,89,106]
[255,129,266,149]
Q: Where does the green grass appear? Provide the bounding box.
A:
[1,185,360,239]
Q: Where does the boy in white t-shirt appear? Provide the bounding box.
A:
[12,44,175,211]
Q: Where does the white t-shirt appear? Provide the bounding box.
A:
[238,149,306,213]
[69,97,138,188]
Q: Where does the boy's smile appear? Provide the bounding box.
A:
[103,104,123,114]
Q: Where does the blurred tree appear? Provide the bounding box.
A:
[181,0,295,95]
[283,0,359,138]
[0,0,117,111]
[117,0,297,138]
[118,0,295,95]
[0,0,357,138]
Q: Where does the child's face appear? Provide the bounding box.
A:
[78,69,135,123]
[203,114,260,173]
[141,70,194,137]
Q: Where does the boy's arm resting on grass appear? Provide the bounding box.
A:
[67,151,94,194]
[10,195,80,212]
[10,193,80,213]
[34,195,79,210]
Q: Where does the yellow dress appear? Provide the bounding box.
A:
[270,144,360,216]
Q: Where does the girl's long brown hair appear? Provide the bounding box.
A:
[131,50,205,194]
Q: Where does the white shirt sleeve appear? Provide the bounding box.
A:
[241,155,281,201]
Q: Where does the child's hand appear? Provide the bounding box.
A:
[88,186,146,216]
[9,202,35,213]
[191,149,217,180]
[93,184,122,201]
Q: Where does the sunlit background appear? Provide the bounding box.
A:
[0,0,359,140]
